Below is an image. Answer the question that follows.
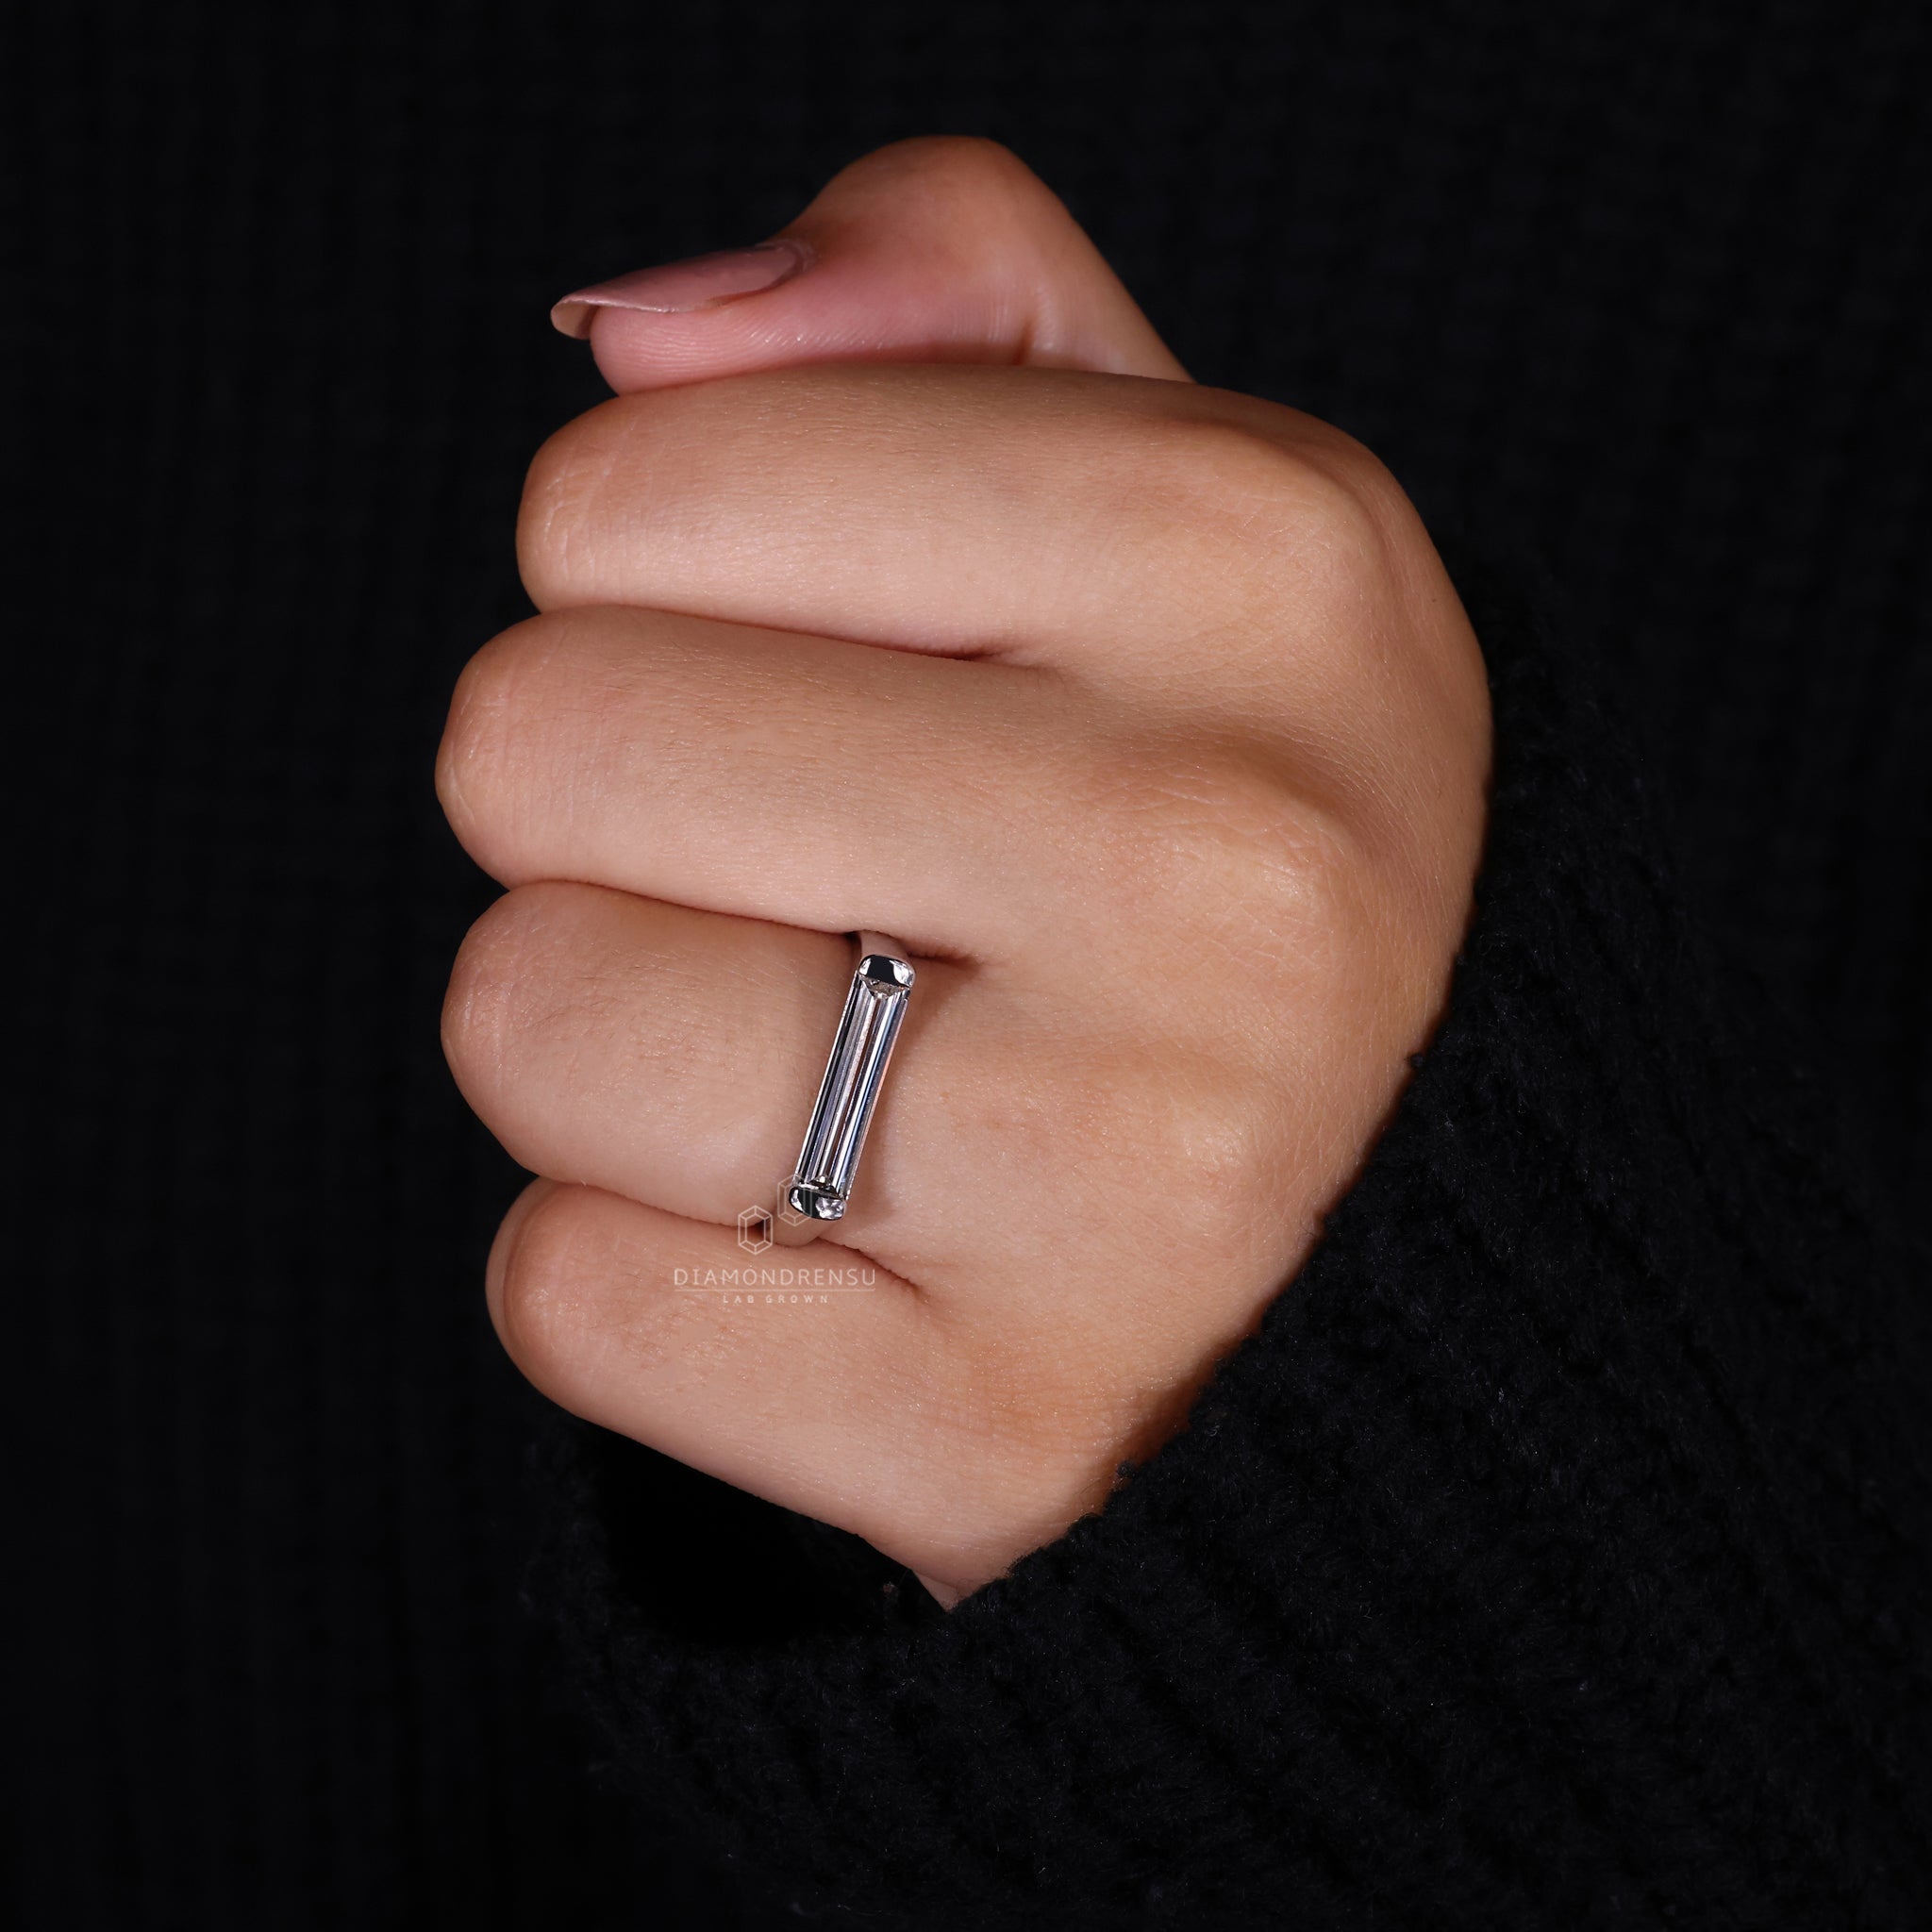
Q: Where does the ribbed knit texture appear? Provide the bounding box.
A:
[10,2,1930,1926]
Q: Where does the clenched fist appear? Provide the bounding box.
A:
[438,139,1490,1604]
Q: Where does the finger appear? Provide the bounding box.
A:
[436,603,1123,959]
[443,884,968,1259]
[519,362,1399,710]
[550,136,1189,392]
[444,883,1299,1301]
[487,1180,1114,1588]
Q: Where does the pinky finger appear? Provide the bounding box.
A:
[486,1180,1031,1586]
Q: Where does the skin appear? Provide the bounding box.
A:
[438,139,1491,1605]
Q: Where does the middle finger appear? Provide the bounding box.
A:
[439,602,1138,960]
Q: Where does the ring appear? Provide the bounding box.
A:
[772,931,916,1247]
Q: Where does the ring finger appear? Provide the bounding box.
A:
[442,879,1177,1288]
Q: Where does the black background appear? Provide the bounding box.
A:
[11,1,1929,1925]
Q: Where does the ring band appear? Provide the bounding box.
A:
[772,932,916,1247]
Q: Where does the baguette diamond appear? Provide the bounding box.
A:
[773,934,915,1245]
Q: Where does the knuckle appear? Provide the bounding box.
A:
[442,882,620,1108]
[1112,739,1368,943]
[515,395,646,607]
[435,613,581,868]
[514,385,772,610]
[1147,1074,1280,1259]
[864,134,1041,210]
[493,1190,739,1408]
[491,1184,608,1397]
[436,625,523,844]
[1132,412,1399,589]
[440,886,549,1101]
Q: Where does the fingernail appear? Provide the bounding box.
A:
[549,239,811,338]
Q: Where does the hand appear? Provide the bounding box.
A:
[438,139,1491,1604]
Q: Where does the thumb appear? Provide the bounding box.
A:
[550,136,1190,391]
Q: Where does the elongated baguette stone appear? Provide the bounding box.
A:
[775,940,914,1241]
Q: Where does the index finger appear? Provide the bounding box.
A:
[516,362,1403,710]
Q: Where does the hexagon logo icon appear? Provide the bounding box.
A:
[737,1204,774,1255]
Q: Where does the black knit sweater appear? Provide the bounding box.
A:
[12,2,1931,1927]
